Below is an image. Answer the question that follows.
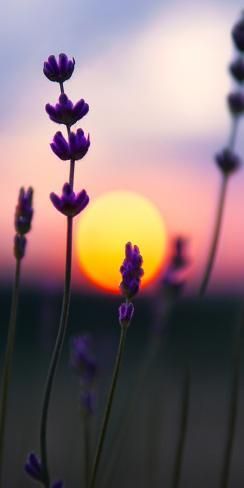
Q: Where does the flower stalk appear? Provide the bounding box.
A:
[89,326,127,488]
[89,243,143,488]
[0,186,33,487]
[0,259,21,487]
[40,215,73,487]
[219,317,242,488]
[24,53,90,488]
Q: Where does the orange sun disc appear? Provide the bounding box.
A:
[76,191,167,293]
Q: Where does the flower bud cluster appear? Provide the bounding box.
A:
[43,53,90,216]
[118,242,144,328]
[14,187,33,260]
[216,13,244,176]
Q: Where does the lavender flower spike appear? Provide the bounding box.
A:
[43,53,75,83]
[50,183,89,217]
[46,94,89,127]
[15,187,33,235]
[120,242,144,299]
[50,129,90,161]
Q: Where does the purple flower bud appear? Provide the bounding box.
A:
[25,453,43,481]
[43,53,75,83]
[14,234,27,260]
[227,92,244,116]
[215,148,241,175]
[52,482,63,488]
[229,57,244,83]
[232,14,244,52]
[50,129,90,161]
[15,187,33,235]
[118,301,134,328]
[46,94,89,127]
[120,242,144,299]
[70,334,97,383]
[50,183,89,217]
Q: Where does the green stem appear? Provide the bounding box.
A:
[0,258,21,487]
[89,327,127,488]
[219,319,242,488]
[198,174,228,297]
[40,216,73,487]
[171,367,190,488]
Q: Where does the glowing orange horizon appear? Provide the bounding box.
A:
[76,191,168,294]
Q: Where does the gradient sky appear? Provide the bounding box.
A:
[1,0,244,294]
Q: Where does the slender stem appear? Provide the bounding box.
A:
[0,258,21,487]
[171,366,190,488]
[83,411,91,488]
[40,216,73,487]
[59,82,64,95]
[219,319,242,488]
[198,174,228,297]
[89,327,127,488]
[199,115,239,297]
[69,160,75,188]
[101,335,161,487]
[228,116,238,152]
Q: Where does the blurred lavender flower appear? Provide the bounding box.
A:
[43,53,75,83]
[227,92,244,116]
[230,57,244,83]
[50,129,90,161]
[15,187,33,235]
[120,242,144,299]
[14,234,27,260]
[215,148,241,175]
[118,301,134,328]
[232,13,244,52]
[159,236,190,305]
[52,482,63,488]
[50,183,89,217]
[25,453,43,482]
[46,94,89,127]
[71,335,97,382]
[70,334,97,414]
[25,453,63,487]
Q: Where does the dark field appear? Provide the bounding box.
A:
[1,288,244,487]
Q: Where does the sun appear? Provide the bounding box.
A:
[76,191,167,293]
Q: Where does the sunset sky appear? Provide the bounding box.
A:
[1,0,244,294]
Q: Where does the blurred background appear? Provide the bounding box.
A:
[1,0,244,486]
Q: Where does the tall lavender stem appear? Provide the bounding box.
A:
[83,412,91,488]
[0,259,21,487]
[172,35,243,488]
[40,215,73,487]
[171,366,190,488]
[198,173,228,296]
[89,327,127,488]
